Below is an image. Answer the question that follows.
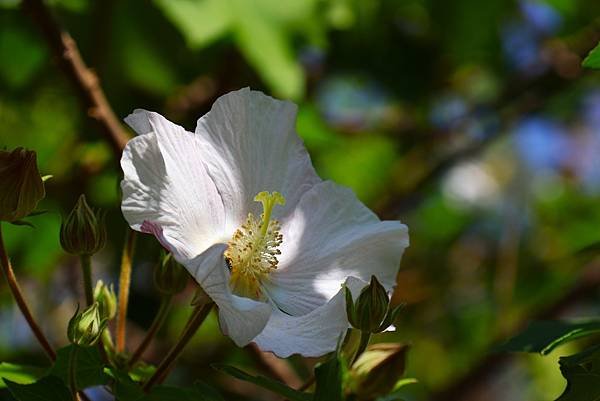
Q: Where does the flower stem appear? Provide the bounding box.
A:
[128,295,172,367]
[116,229,136,353]
[0,223,56,361]
[351,330,371,366]
[142,301,214,392]
[80,255,93,305]
[69,345,79,400]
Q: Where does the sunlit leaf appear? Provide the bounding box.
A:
[5,376,71,401]
[582,41,600,69]
[50,345,109,390]
[497,320,600,355]
[0,363,46,388]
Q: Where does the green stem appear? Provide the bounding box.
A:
[351,330,371,366]
[116,229,136,353]
[69,345,79,401]
[0,223,56,361]
[143,302,214,392]
[80,255,93,306]
[128,295,172,367]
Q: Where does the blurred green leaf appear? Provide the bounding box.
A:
[212,364,311,401]
[50,345,109,390]
[497,320,600,355]
[5,375,71,401]
[582,41,600,69]
[556,344,600,401]
[0,18,47,88]
[314,353,343,401]
[0,363,46,388]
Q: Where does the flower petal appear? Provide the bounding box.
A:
[267,181,409,316]
[121,110,227,260]
[189,244,272,347]
[194,88,320,232]
[253,277,366,358]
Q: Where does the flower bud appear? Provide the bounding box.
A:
[60,195,106,255]
[153,253,189,296]
[351,343,410,399]
[0,148,45,222]
[348,276,390,333]
[67,303,107,346]
[93,280,117,321]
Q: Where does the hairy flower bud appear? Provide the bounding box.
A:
[60,195,106,255]
[93,280,117,321]
[351,343,410,399]
[153,253,189,296]
[0,148,45,222]
[347,276,390,333]
[67,303,107,346]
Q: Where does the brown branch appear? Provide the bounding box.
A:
[429,261,600,401]
[21,0,130,156]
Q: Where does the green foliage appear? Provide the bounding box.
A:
[582,41,600,69]
[314,353,343,401]
[0,363,45,388]
[5,376,71,401]
[49,345,109,390]
[212,364,312,401]
[555,345,600,401]
[497,320,600,355]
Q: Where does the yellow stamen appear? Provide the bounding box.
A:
[224,191,285,300]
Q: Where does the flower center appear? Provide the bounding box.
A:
[224,191,285,301]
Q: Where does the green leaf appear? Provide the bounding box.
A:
[143,383,225,401]
[314,353,343,401]
[0,363,46,388]
[212,364,311,401]
[50,345,109,390]
[582,41,600,69]
[496,320,600,355]
[153,0,232,48]
[556,344,600,401]
[5,376,71,401]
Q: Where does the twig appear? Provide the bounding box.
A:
[21,0,130,156]
[246,344,303,389]
[0,223,56,361]
[143,302,214,392]
[429,261,600,401]
[128,295,173,367]
[116,229,137,353]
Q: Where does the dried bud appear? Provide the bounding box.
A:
[153,253,189,296]
[351,343,410,399]
[60,195,106,255]
[93,280,117,321]
[0,148,45,222]
[347,276,390,333]
[67,303,107,346]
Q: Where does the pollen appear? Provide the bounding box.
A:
[224,191,285,300]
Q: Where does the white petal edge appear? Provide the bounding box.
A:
[188,244,272,347]
[120,110,227,261]
[253,277,367,358]
[266,181,409,316]
[194,88,321,233]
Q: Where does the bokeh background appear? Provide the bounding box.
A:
[1,0,600,400]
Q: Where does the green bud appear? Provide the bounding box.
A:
[60,195,106,255]
[0,148,45,222]
[153,253,189,296]
[351,343,410,399]
[67,303,107,346]
[352,276,390,333]
[93,280,117,321]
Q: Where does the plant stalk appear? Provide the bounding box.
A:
[0,223,56,361]
[69,345,79,400]
[351,330,371,366]
[80,255,93,305]
[116,229,136,352]
[142,301,214,392]
[129,295,172,367]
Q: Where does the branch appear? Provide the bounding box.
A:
[21,0,130,156]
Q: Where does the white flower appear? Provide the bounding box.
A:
[120,88,409,357]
